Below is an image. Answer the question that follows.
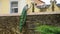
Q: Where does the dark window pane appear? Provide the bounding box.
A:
[14,8,18,13]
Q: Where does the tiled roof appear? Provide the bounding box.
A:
[45,5,50,8]
[36,5,50,9]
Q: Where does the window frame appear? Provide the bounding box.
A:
[10,0,18,14]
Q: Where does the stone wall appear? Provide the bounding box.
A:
[0,16,20,34]
[0,14,60,34]
[26,14,60,34]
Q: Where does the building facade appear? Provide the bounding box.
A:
[0,0,60,16]
[0,0,27,15]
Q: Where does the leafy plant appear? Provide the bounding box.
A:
[35,25,60,34]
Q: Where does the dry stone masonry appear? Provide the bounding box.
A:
[0,14,60,34]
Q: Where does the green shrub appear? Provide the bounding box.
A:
[35,25,60,34]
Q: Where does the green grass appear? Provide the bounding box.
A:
[35,25,60,34]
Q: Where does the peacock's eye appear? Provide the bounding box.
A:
[35,3,37,5]
[38,0,40,1]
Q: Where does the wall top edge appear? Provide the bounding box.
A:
[0,12,60,16]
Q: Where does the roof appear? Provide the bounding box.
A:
[57,4,60,7]
[36,5,50,9]
[45,5,50,8]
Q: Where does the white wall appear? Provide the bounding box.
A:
[18,0,27,14]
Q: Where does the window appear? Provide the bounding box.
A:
[11,1,18,13]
